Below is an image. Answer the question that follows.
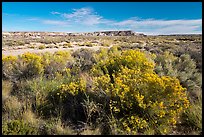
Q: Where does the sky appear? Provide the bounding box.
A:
[2,2,202,35]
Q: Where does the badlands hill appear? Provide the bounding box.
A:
[2,30,145,38]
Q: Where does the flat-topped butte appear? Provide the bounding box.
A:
[2,30,146,38]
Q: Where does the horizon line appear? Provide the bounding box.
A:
[2,30,202,36]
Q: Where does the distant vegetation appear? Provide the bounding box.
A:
[2,34,202,135]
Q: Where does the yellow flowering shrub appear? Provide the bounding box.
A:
[44,51,72,78]
[2,55,18,79]
[2,51,72,80]
[54,51,71,61]
[46,78,87,106]
[94,48,109,62]
[19,52,44,78]
[2,55,17,62]
[92,49,190,134]
[58,78,86,96]
[3,53,44,79]
[39,77,87,119]
[92,49,155,77]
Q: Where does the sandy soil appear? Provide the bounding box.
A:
[2,45,110,56]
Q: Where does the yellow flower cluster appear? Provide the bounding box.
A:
[2,55,18,70]
[121,116,148,134]
[92,49,190,133]
[134,93,146,109]
[157,110,166,118]
[60,82,78,95]
[20,53,44,76]
[54,50,71,58]
[2,55,18,77]
[2,55,17,63]
[59,78,86,96]
[3,51,74,80]
[93,74,112,94]
[21,52,42,62]
[92,49,155,78]
[53,51,71,63]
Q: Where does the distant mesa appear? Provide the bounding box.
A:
[67,30,146,36]
[2,30,146,38]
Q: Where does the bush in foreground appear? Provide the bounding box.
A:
[92,49,190,134]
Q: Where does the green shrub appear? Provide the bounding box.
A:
[3,53,44,80]
[63,43,72,48]
[2,80,13,102]
[2,120,38,135]
[42,38,53,44]
[38,45,46,49]
[154,51,202,102]
[180,97,202,133]
[46,44,55,48]
[17,41,25,46]
[28,45,35,49]
[19,53,44,79]
[54,45,59,48]
[2,95,22,117]
[84,42,93,47]
[38,77,87,123]
[72,48,96,72]
[42,51,72,78]
[7,41,16,47]
[2,55,18,80]
[101,42,110,47]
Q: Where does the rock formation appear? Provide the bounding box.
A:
[2,30,145,38]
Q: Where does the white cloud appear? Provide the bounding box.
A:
[21,7,202,34]
[112,18,202,35]
[51,11,61,15]
[50,7,201,34]
[114,18,202,27]
[58,7,114,26]
[27,17,40,21]
[63,8,93,18]
[42,20,69,26]
[149,25,201,35]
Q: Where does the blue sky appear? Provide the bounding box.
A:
[2,2,202,35]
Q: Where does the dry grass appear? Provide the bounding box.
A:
[2,80,12,101]
[3,95,22,114]
[80,127,101,135]
[22,110,38,126]
[54,120,75,135]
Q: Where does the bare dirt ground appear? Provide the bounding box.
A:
[2,45,110,56]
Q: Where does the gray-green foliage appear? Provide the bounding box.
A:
[72,49,96,72]
[2,120,38,135]
[154,51,202,101]
[181,96,202,134]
